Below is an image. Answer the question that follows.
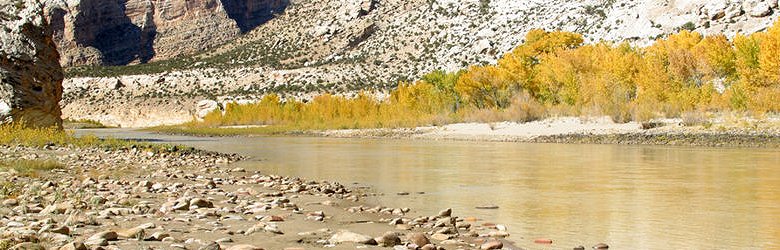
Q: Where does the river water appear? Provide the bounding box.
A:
[76,129,780,249]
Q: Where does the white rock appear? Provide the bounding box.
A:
[329,230,377,245]
[750,2,772,17]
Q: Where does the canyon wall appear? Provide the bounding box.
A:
[45,0,288,66]
[1,0,64,128]
[60,0,780,127]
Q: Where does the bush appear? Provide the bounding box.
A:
[681,111,710,127]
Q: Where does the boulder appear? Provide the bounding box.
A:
[10,242,45,250]
[196,100,220,120]
[376,231,401,247]
[749,2,773,17]
[116,227,145,239]
[329,230,377,245]
[198,242,221,250]
[189,198,213,209]
[0,0,64,128]
[224,245,263,250]
[437,208,452,217]
[702,1,728,20]
[408,232,430,247]
[58,241,87,250]
[481,240,503,250]
[88,231,118,241]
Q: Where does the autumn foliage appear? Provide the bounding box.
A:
[199,19,780,130]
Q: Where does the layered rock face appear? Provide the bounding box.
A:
[60,0,780,127]
[1,0,64,128]
[46,0,288,66]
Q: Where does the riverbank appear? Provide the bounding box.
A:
[319,116,780,147]
[0,143,527,250]
[156,116,780,148]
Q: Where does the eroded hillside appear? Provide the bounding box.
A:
[60,0,780,127]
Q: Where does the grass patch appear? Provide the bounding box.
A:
[151,123,307,137]
[0,180,19,199]
[0,159,63,178]
[0,123,197,154]
[63,119,113,129]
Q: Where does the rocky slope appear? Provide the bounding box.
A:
[61,0,780,127]
[44,0,289,67]
[1,0,64,128]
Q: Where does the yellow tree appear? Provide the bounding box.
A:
[734,33,762,85]
[693,34,737,79]
[759,19,780,86]
[535,46,590,105]
[587,42,640,121]
[498,29,584,98]
[455,65,517,109]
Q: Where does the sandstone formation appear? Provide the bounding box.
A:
[44,0,289,66]
[1,0,64,128]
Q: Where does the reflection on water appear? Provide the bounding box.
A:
[76,129,780,249]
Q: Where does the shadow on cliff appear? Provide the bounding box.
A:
[221,0,289,33]
[65,0,286,65]
[72,0,156,66]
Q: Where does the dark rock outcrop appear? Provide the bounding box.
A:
[1,0,64,128]
[44,0,289,67]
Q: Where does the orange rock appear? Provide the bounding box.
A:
[534,238,553,244]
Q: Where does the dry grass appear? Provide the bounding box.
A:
[63,119,113,129]
[681,111,711,127]
[0,159,63,178]
[0,181,19,199]
[0,123,197,154]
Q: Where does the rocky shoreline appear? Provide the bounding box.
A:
[0,144,525,250]
[527,132,780,148]
[152,116,780,148]
[308,118,780,148]
[314,130,780,148]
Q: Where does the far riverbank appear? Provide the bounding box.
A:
[153,116,780,148]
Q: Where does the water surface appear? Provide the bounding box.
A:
[76,129,780,249]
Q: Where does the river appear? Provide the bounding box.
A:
[75,129,780,249]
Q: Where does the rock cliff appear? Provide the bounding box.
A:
[60,0,780,127]
[1,0,64,128]
[45,0,288,66]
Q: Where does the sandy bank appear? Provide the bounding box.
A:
[317,116,780,147]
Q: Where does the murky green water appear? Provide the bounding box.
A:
[77,129,780,249]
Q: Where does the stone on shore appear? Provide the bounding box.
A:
[198,242,221,250]
[10,242,45,250]
[88,231,118,241]
[190,198,214,209]
[408,232,431,246]
[47,225,70,235]
[437,208,452,217]
[117,227,145,239]
[329,230,377,245]
[58,242,87,250]
[375,231,402,247]
[481,240,503,250]
[224,245,263,250]
[534,238,553,244]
